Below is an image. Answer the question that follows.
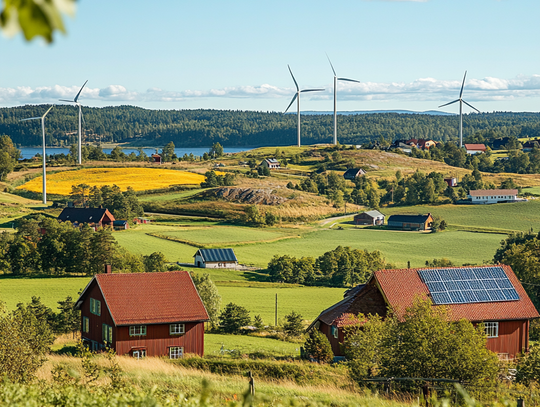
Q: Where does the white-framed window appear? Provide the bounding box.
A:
[485,322,499,338]
[170,323,185,335]
[102,324,113,343]
[83,316,90,333]
[133,349,146,359]
[169,346,184,359]
[129,325,147,336]
[331,325,338,339]
[90,298,101,316]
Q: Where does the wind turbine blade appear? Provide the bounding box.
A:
[301,88,325,93]
[80,107,86,124]
[337,77,360,83]
[288,65,299,91]
[459,71,467,98]
[59,99,74,103]
[20,117,41,121]
[438,99,460,108]
[43,105,54,118]
[74,80,88,102]
[284,93,298,113]
[326,54,337,77]
[462,99,480,113]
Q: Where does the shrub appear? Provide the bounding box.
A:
[283,311,304,337]
[219,303,250,334]
[303,329,333,363]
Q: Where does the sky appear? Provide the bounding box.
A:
[1,0,539,113]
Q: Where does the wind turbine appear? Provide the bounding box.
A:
[327,55,360,145]
[439,71,480,148]
[284,65,324,147]
[60,80,88,164]
[20,105,54,205]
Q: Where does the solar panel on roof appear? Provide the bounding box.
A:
[418,266,519,305]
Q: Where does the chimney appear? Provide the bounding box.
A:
[104,264,112,274]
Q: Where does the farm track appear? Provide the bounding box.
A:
[146,232,302,248]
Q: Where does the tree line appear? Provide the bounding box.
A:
[2,105,540,147]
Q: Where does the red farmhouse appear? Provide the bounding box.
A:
[310,265,539,360]
[75,271,209,358]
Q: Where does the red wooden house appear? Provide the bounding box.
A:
[75,271,209,358]
[58,207,115,229]
[310,265,539,359]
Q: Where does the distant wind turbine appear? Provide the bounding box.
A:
[20,105,54,205]
[284,65,324,147]
[60,80,88,164]
[327,55,360,145]
[439,71,480,148]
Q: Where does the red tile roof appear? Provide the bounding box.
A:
[464,143,487,151]
[374,265,539,321]
[90,271,208,325]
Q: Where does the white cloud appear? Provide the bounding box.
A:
[1,74,540,106]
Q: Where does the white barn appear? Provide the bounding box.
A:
[468,189,519,204]
[194,248,238,268]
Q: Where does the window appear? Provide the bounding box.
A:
[83,317,90,333]
[485,322,499,338]
[169,346,184,359]
[102,324,113,343]
[170,323,185,335]
[90,298,101,316]
[133,349,146,359]
[129,325,147,336]
[331,325,338,339]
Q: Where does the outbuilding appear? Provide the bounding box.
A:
[260,158,281,170]
[75,271,209,358]
[354,210,385,226]
[468,189,519,204]
[343,168,366,180]
[387,213,433,231]
[464,144,487,155]
[309,265,539,359]
[194,248,238,268]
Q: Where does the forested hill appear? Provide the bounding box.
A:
[1,105,540,147]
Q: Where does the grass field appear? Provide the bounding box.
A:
[204,333,300,356]
[160,226,292,245]
[17,167,206,195]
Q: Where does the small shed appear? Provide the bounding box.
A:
[194,248,238,269]
[260,158,280,170]
[444,177,457,187]
[354,210,385,226]
[152,154,162,164]
[387,213,433,231]
[113,220,129,230]
[343,168,366,180]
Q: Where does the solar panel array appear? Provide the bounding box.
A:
[418,266,519,305]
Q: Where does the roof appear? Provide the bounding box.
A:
[113,220,128,226]
[265,158,279,164]
[355,210,385,219]
[387,213,432,223]
[469,189,518,197]
[343,168,366,178]
[374,265,539,321]
[58,207,115,224]
[195,248,237,263]
[77,271,209,325]
[464,143,487,150]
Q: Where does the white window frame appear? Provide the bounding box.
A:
[133,349,146,359]
[170,323,185,335]
[169,346,184,359]
[83,316,90,333]
[129,325,147,336]
[90,298,101,316]
[102,324,113,343]
[485,322,499,338]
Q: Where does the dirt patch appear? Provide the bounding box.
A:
[207,187,287,205]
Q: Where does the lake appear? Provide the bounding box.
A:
[19,146,251,160]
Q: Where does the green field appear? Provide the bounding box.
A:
[161,226,291,244]
[204,333,300,357]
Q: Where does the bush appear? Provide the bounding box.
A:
[219,303,251,334]
[303,329,333,363]
[283,311,304,337]
[516,343,540,385]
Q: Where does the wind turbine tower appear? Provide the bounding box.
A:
[439,71,480,148]
[20,105,54,205]
[60,80,88,164]
[327,56,360,145]
[284,66,324,147]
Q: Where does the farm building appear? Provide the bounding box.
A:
[309,265,539,359]
[354,210,385,226]
[259,158,281,170]
[58,207,115,229]
[468,189,519,204]
[194,248,238,268]
[444,177,457,187]
[343,168,366,180]
[403,138,436,150]
[113,220,129,230]
[523,140,540,152]
[75,270,208,357]
[464,143,487,155]
[387,213,433,231]
[151,154,162,164]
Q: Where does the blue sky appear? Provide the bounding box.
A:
[1,0,539,113]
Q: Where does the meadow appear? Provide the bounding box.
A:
[16,167,206,195]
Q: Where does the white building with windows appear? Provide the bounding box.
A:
[468,189,520,204]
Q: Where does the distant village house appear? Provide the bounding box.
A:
[387,213,433,231]
[468,189,519,204]
[151,154,162,164]
[354,210,385,226]
[76,271,209,357]
[194,248,238,269]
[343,168,366,180]
[58,207,115,230]
[260,158,280,170]
[464,144,487,155]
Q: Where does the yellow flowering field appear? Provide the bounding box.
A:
[17,168,206,195]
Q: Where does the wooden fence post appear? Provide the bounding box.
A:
[248,370,255,396]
